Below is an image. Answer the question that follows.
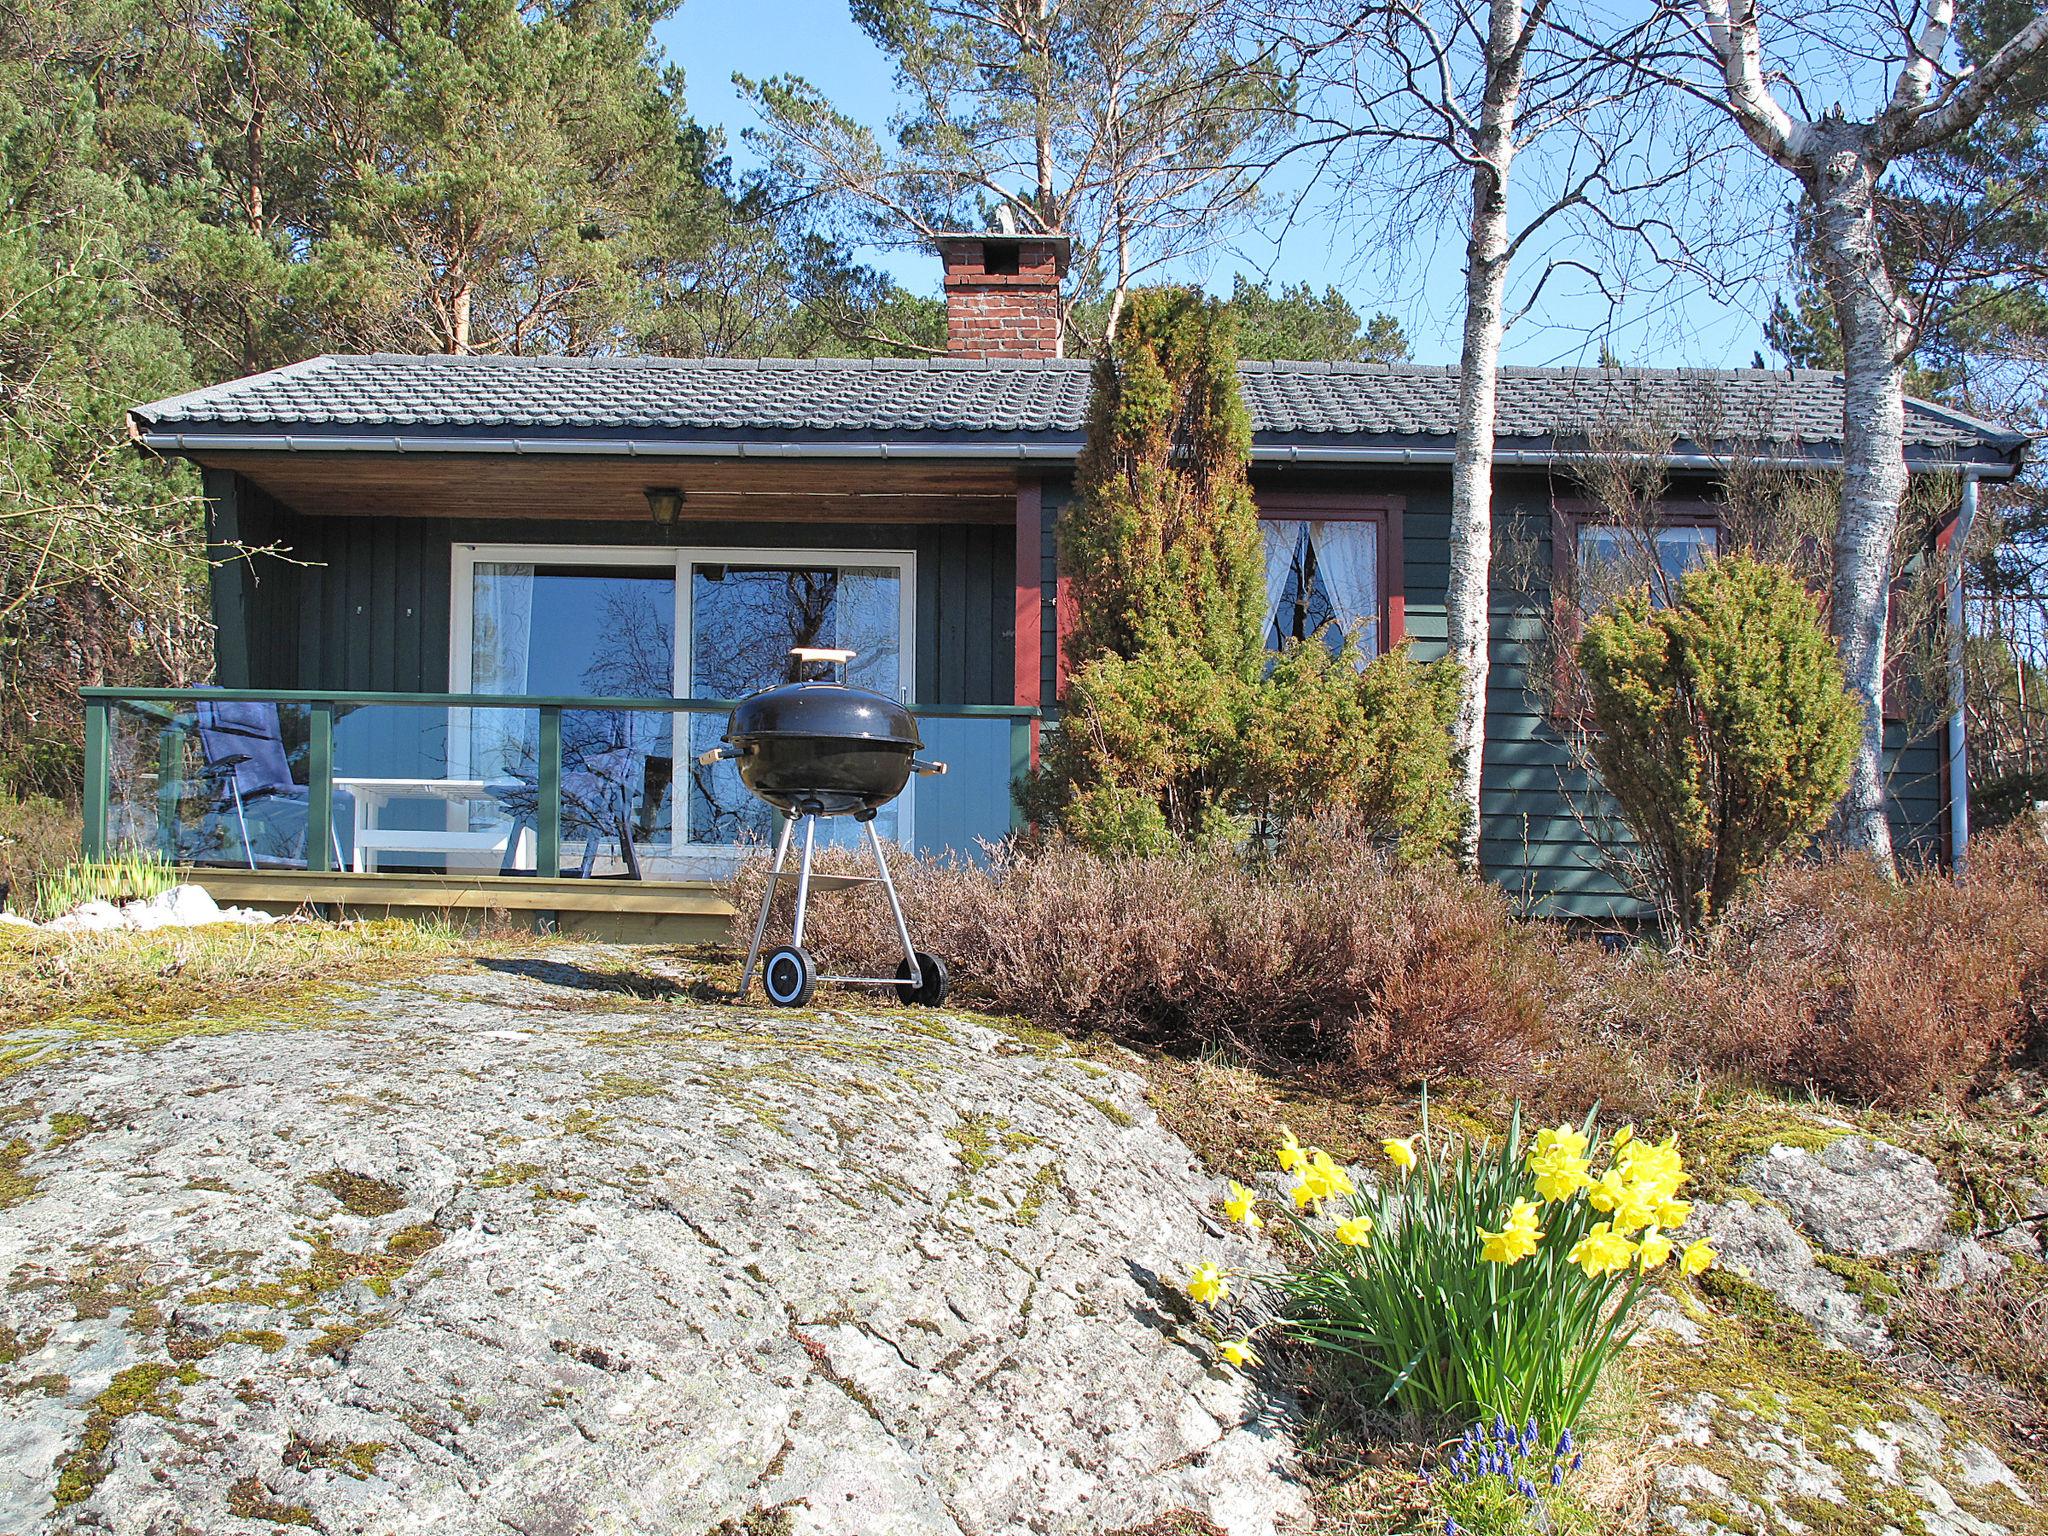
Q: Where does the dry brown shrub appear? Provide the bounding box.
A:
[1581,825,2048,1107]
[1894,1267,2048,1446]
[725,821,1555,1085]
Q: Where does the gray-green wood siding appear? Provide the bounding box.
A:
[1039,465,1946,920]
[208,472,1015,705]
[208,465,1948,920]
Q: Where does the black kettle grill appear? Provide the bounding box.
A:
[703,647,950,1008]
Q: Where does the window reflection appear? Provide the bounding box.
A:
[687,564,903,847]
[1576,525,1718,611]
[468,563,676,850]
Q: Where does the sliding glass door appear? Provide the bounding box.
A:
[452,544,914,875]
[684,561,907,851]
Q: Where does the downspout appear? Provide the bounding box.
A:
[1949,470,1980,872]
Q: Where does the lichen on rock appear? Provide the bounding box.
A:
[0,952,1305,1535]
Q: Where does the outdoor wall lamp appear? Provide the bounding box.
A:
[644,486,684,525]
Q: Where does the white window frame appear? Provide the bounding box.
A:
[448,542,918,860]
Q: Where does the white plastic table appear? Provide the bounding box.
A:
[333,777,532,874]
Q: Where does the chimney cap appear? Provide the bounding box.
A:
[932,229,1072,271]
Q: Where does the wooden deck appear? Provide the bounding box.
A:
[181,868,737,944]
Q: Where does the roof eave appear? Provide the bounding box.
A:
[129,423,2028,478]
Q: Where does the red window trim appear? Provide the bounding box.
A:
[1050,490,1405,700]
[1255,490,1406,654]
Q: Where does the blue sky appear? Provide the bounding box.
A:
[652,0,1786,369]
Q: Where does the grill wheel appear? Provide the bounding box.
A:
[896,952,950,1007]
[762,945,817,1008]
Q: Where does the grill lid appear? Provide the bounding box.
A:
[725,680,922,750]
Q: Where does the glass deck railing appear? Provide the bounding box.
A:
[78,688,1036,880]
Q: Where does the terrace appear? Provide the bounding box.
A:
[80,686,1035,941]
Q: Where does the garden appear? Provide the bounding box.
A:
[4,294,2046,1536]
[706,293,2048,1531]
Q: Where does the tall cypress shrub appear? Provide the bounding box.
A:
[1060,288,1267,673]
[1035,287,1463,858]
[1035,289,1266,849]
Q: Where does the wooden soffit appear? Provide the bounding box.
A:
[198,450,1021,524]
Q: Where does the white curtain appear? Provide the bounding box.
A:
[1260,520,1306,645]
[471,563,535,776]
[1308,521,1381,657]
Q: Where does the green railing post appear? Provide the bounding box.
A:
[306,701,334,873]
[82,700,110,859]
[537,705,562,878]
[1008,713,1032,832]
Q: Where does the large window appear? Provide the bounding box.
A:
[1256,496,1400,658]
[451,544,914,866]
[684,561,905,849]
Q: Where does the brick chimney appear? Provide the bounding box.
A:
[935,232,1071,360]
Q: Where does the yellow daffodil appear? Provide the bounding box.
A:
[1655,1198,1694,1228]
[1636,1229,1674,1270]
[1222,1180,1261,1229]
[1334,1215,1374,1246]
[1529,1146,1592,1203]
[1292,1167,1333,1210]
[1610,1124,1635,1152]
[1275,1129,1306,1172]
[1504,1198,1543,1232]
[1567,1221,1637,1278]
[1479,1221,1543,1265]
[1534,1123,1591,1161]
[1382,1136,1418,1173]
[1679,1239,1716,1277]
[1309,1150,1356,1198]
[1219,1339,1260,1369]
[1187,1261,1229,1306]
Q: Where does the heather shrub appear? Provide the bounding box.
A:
[1598,832,2048,1105]
[1578,555,1859,936]
[727,824,1553,1082]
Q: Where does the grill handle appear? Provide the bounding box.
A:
[911,759,947,776]
[697,744,741,767]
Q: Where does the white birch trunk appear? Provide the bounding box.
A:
[1446,0,1523,871]
[1807,130,1907,868]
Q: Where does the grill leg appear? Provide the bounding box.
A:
[738,813,797,1000]
[790,814,819,948]
[864,816,920,987]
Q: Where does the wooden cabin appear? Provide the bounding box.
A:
[109,232,2028,932]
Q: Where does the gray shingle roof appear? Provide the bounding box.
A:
[129,353,2029,469]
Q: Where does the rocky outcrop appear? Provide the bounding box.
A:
[1649,1390,2032,1536]
[1686,1199,1889,1355]
[0,955,1307,1535]
[1644,1131,2044,1536]
[1741,1136,1953,1258]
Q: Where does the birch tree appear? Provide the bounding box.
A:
[1688,0,2048,864]
[1263,0,1705,869]
[741,0,1290,343]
